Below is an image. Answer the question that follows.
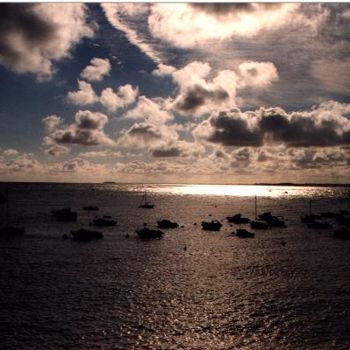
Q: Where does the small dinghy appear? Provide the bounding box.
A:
[136,227,164,239]
[52,208,77,222]
[92,217,117,226]
[227,214,250,224]
[157,219,179,229]
[250,221,268,230]
[70,228,103,241]
[235,229,255,238]
[201,220,222,231]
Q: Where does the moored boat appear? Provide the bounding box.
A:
[136,227,164,239]
[201,220,222,231]
[70,228,103,241]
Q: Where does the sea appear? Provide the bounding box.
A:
[0,182,349,350]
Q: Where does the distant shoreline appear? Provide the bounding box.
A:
[0,181,349,187]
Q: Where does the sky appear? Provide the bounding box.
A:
[0,3,350,184]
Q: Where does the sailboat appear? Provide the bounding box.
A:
[250,195,268,230]
[139,191,154,209]
[0,184,25,236]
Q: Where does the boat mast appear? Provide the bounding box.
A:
[254,194,257,219]
[5,183,8,227]
[309,199,312,216]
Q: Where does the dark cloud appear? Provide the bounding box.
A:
[205,111,263,147]
[151,146,181,157]
[260,110,350,147]
[174,84,229,113]
[43,111,113,148]
[0,4,93,77]
[195,104,350,148]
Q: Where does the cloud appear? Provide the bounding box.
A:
[125,96,172,123]
[0,4,94,79]
[67,80,98,105]
[194,100,350,148]
[237,61,279,89]
[80,57,111,82]
[148,4,301,48]
[3,149,19,157]
[118,121,178,149]
[79,150,122,158]
[45,144,70,157]
[311,59,350,95]
[100,84,138,112]
[155,61,238,116]
[101,3,161,64]
[43,110,115,149]
[42,115,63,132]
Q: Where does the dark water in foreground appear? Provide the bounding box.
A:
[0,183,350,349]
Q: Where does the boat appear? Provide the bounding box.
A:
[333,227,350,239]
[226,214,250,224]
[92,217,117,226]
[301,214,321,223]
[0,226,25,236]
[70,228,103,241]
[52,208,77,222]
[258,212,273,221]
[136,227,164,239]
[307,221,331,230]
[235,229,255,238]
[139,192,154,209]
[201,220,222,231]
[336,215,350,227]
[83,206,99,211]
[0,184,25,236]
[250,221,268,230]
[157,219,179,229]
[266,216,286,227]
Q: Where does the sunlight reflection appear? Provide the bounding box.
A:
[147,185,315,198]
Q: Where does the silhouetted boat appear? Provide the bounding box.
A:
[250,221,268,230]
[336,215,350,227]
[321,211,338,219]
[266,216,286,227]
[139,192,154,209]
[258,212,273,221]
[136,227,164,239]
[52,208,77,222]
[307,221,331,230]
[157,219,179,229]
[227,214,250,224]
[235,229,255,238]
[333,227,350,239]
[301,214,321,223]
[92,217,117,226]
[0,226,25,236]
[71,228,103,241]
[201,220,222,231]
[0,184,25,236]
[83,206,99,211]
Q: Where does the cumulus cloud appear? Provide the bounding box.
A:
[125,96,172,123]
[43,110,115,151]
[80,57,111,82]
[3,149,19,157]
[148,3,301,48]
[45,144,70,157]
[237,61,279,89]
[67,80,98,105]
[0,4,94,79]
[117,121,178,150]
[194,100,350,148]
[100,84,138,112]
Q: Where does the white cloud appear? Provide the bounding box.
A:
[80,57,111,82]
[67,80,98,105]
[237,61,279,89]
[0,4,94,79]
[100,84,138,112]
